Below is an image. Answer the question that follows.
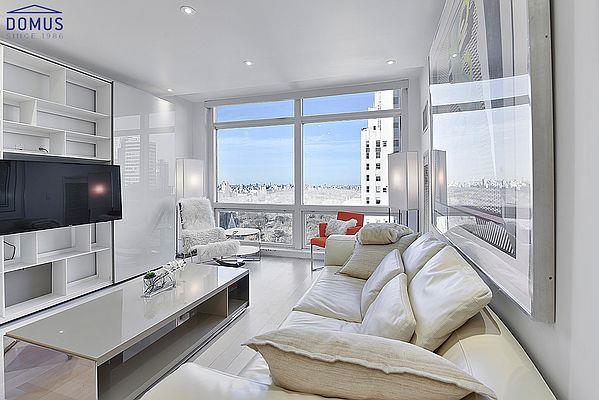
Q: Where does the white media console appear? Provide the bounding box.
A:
[0,43,115,323]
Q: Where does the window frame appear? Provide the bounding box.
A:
[206,80,409,250]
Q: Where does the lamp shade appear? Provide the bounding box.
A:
[388,151,419,210]
[176,158,204,199]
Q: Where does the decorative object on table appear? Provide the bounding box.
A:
[429,0,554,322]
[178,197,242,267]
[3,241,15,261]
[309,211,364,271]
[224,227,262,262]
[38,147,49,153]
[141,259,186,298]
[176,159,205,257]
[388,151,419,232]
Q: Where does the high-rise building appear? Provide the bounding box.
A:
[360,91,400,205]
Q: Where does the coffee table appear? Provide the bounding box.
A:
[3,264,249,400]
[224,227,261,261]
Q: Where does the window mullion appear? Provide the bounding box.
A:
[293,99,303,250]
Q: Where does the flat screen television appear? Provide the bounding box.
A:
[0,160,122,235]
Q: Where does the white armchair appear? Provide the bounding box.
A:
[178,197,241,264]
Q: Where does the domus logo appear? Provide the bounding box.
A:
[4,4,63,40]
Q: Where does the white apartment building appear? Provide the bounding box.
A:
[360,90,400,205]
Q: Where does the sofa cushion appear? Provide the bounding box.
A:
[338,233,420,280]
[355,223,412,245]
[325,218,358,236]
[402,233,447,282]
[244,328,496,400]
[281,311,359,332]
[293,273,364,323]
[409,247,492,351]
[360,249,404,315]
[360,274,415,341]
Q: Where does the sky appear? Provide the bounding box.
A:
[217,93,379,186]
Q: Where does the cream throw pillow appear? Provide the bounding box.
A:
[325,218,357,236]
[360,249,404,314]
[409,247,492,351]
[244,328,496,400]
[356,223,412,245]
[339,233,419,280]
[360,274,416,341]
[402,233,447,282]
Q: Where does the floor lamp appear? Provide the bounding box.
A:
[388,151,419,232]
[176,158,204,257]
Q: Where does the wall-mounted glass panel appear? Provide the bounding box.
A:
[215,100,294,122]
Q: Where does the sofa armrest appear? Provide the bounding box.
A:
[323,235,356,266]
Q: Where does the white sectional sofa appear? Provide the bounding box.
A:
[143,234,556,400]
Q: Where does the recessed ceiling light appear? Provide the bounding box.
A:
[243,60,254,66]
[452,53,458,58]
[386,60,396,65]
[180,5,196,15]
[167,88,174,92]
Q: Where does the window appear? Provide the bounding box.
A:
[218,210,293,244]
[216,100,293,122]
[383,187,387,193]
[216,125,294,204]
[212,85,405,249]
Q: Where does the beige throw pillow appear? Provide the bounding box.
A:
[325,218,357,236]
[409,247,492,351]
[339,233,420,280]
[244,328,496,400]
[360,274,416,341]
[360,249,404,314]
[356,223,413,245]
[402,233,447,282]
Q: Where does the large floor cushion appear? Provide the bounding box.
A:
[292,273,364,323]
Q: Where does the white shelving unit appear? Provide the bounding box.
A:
[0,44,115,324]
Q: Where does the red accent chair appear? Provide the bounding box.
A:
[310,212,365,270]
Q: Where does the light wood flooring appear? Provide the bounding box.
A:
[192,256,320,375]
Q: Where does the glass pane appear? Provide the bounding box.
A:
[216,100,294,122]
[303,90,400,116]
[303,117,398,206]
[304,212,337,246]
[217,125,294,204]
[218,210,292,245]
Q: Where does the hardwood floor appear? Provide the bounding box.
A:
[192,256,320,375]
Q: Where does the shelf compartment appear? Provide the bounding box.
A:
[67,275,111,296]
[4,90,110,121]
[3,47,64,76]
[2,120,63,137]
[66,130,111,142]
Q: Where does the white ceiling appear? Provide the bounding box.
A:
[2,0,444,101]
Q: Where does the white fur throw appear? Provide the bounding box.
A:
[191,240,240,262]
[325,219,358,236]
[356,223,413,245]
[182,227,227,254]
[179,197,216,230]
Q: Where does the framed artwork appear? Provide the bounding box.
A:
[429,0,554,321]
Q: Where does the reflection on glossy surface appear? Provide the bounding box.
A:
[7,265,246,363]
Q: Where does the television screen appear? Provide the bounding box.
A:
[0,160,122,235]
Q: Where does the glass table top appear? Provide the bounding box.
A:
[6,264,248,363]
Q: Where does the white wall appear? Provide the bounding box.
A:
[490,1,599,398]
[420,1,599,398]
